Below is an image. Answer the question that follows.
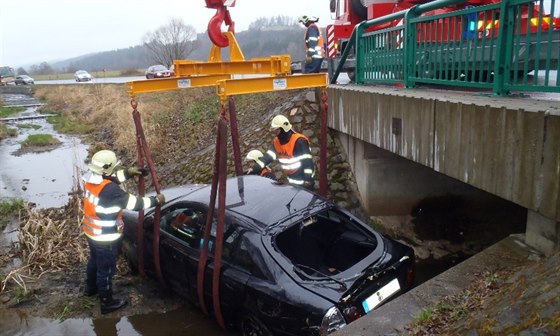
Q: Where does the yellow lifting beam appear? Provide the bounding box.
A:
[173,32,291,77]
[208,31,245,62]
[215,73,328,103]
[127,74,231,99]
[174,56,292,77]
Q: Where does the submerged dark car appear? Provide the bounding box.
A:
[122,175,415,336]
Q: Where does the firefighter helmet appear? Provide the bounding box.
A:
[298,15,318,25]
[88,150,121,175]
[270,114,292,132]
[245,149,264,162]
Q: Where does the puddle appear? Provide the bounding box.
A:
[0,93,236,336]
[0,96,88,209]
[0,305,232,336]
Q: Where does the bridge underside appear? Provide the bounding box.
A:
[327,85,560,255]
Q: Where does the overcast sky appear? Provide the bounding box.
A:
[0,0,333,68]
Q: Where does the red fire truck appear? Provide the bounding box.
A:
[326,0,560,81]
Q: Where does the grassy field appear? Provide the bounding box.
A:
[32,69,144,81]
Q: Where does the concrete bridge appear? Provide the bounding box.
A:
[326,84,560,256]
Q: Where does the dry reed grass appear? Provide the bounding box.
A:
[0,170,86,295]
[33,84,174,164]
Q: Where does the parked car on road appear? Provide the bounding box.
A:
[15,75,34,85]
[122,175,415,336]
[145,65,175,79]
[0,66,16,86]
[74,70,93,82]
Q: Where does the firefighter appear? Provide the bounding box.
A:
[244,149,275,180]
[298,14,325,74]
[251,115,315,190]
[82,149,165,314]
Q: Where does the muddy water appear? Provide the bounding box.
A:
[0,305,232,336]
[0,93,235,336]
[0,95,88,209]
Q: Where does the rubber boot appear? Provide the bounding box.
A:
[99,291,127,314]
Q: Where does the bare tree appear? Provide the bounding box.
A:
[142,18,199,69]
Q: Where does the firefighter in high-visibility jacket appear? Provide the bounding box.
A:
[251,115,315,190]
[244,149,276,180]
[82,149,165,314]
[298,15,325,74]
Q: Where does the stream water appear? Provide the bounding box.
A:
[0,91,525,335]
[0,93,234,336]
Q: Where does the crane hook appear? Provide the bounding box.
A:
[208,6,236,48]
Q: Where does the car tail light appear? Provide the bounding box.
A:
[406,254,416,287]
[342,306,362,322]
[320,306,347,335]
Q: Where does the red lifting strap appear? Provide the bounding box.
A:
[131,100,165,287]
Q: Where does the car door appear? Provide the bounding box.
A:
[201,220,258,325]
[158,203,206,303]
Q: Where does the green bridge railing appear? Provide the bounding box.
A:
[330,0,559,95]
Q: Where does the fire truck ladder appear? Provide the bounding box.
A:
[126,5,328,330]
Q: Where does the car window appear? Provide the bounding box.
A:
[222,227,267,279]
[161,205,205,249]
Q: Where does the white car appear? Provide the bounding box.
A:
[74,70,93,82]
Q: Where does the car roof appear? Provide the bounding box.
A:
[173,175,329,230]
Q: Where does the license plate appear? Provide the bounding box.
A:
[362,278,401,313]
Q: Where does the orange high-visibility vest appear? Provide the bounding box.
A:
[305,23,325,59]
[273,133,310,176]
[83,179,124,242]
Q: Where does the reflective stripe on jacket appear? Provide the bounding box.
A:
[305,23,325,60]
[273,132,312,176]
[83,179,124,242]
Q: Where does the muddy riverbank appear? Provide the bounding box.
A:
[1,86,548,335]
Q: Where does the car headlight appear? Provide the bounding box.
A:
[320,306,347,335]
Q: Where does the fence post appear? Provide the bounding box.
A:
[404,7,419,88]
[493,0,513,95]
[356,22,365,84]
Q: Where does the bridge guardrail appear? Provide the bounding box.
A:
[331,0,559,96]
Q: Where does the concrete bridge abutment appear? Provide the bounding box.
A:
[327,85,560,256]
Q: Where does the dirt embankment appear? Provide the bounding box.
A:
[2,85,558,335]
[0,85,365,320]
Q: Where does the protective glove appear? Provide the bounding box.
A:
[155,193,166,205]
[303,180,315,190]
[128,166,149,177]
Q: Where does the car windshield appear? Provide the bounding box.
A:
[275,208,378,276]
[76,71,87,74]
[152,65,167,71]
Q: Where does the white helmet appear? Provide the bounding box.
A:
[298,15,318,25]
[88,150,121,175]
[270,114,292,132]
[245,149,264,162]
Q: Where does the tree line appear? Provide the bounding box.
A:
[20,16,309,76]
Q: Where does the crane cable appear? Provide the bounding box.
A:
[130,99,166,287]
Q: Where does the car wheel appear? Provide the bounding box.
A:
[238,314,272,336]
